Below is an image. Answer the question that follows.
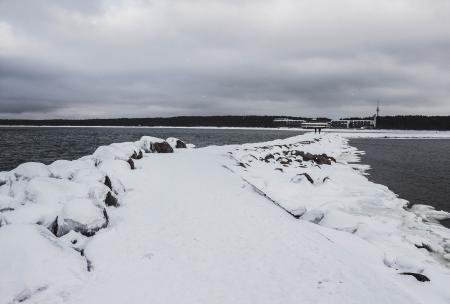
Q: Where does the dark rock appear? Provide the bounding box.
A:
[127,158,135,170]
[264,154,274,162]
[131,151,138,159]
[176,140,187,148]
[275,168,284,172]
[415,243,433,252]
[315,154,332,165]
[291,150,303,156]
[301,152,334,165]
[237,162,247,168]
[323,177,330,183]
[49,217,59,236]
[302,153,315,162]
[297,173,314,184]
[399,272,430,282]
[0,207,14,212]
[80,249,94,272]
[136,150,143,159]
[104,175,112,190]
[105,191,119,207]
[153,142,174,153]
[103,208,109,224]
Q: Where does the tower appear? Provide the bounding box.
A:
[374,101,380,128]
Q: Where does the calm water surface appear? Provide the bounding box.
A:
[0,127,302,171]
[351,138,450,226]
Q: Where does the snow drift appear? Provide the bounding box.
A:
[0,133,449,304]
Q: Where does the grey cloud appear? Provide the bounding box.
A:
[0,0,449,119]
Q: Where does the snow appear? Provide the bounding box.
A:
[11,162,51,180]
[0,224,86,303]
[0,133,450,303]
[57,198,108,237]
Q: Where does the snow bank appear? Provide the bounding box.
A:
[1,133,449,303]
[0,224,86,303]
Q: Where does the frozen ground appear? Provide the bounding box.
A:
[0,133,449,304]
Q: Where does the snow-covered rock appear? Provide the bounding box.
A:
[153,141,174,153]
[12,162,51,180]
[48,158,95,180]
[166,137,187,149]
[0,224,86,303]
[57,198,108,237]
[137,136,165,153]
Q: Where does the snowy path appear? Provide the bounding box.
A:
[67,150,419,303]
[1,134,450,303]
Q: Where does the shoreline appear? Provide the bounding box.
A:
[1,124,450,138]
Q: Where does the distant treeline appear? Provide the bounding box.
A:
[0,115,449,130]
[0,116,301,128]
[377,116,450,130]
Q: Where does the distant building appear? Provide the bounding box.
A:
[274,103,379,129]
[330,118,376,129]
[273,118,305,128]
[331,104,379,129]
[301,121,330,129]
[273,118,329,129]
[330,120,350,128]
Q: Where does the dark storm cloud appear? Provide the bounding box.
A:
[0,0,449,119]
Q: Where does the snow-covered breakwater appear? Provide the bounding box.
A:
[1,133,450,304]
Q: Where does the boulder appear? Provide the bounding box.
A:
[12,162,51,180]
[127,158,135,169]
[167,137,188,149]
[301,153,335,165]
[399,272,430,282]
[176,140,187,148]
[130,150,143,160]
[264,154,274,162]
[104,191,119,207]
[104,175,113,190]
[138,136,165,153]
[56,199,109,237]
[291,173,314,184]
[153,142,174,153]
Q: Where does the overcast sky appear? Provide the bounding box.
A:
[1,0,449,119]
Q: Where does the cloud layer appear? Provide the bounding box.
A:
[1,0,449,119]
